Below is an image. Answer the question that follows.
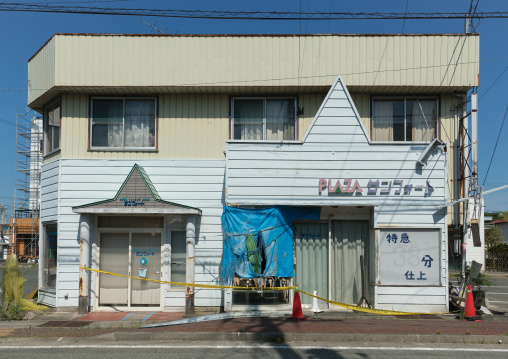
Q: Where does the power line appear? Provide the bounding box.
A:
[479,64,508,101]
[401,0,409,34]
[0,56,506,93]
[483,104,508,188]
[0,4,507,20]
[326,0,334,33]
[1,57,506,93]
[470,0,481,33]
[0,117,16,127]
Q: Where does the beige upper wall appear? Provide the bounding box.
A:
[54,91,463,226]
[29,34,479,109]
[56,92,459,159]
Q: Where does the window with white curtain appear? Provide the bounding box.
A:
[232,98,296,141]
[372,97,438,142]
[91,98,156,149]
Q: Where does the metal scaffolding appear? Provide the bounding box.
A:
[11,110,42,261]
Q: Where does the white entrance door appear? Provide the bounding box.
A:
[98,231,162,308]
[99,232,129,306]
[131,232,161,306]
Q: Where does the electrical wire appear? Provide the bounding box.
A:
[401,0,409,34]
[0,56,506,94]
[479,64,508,101]
[469,0,481,33]
[325,0,334,33]
[0,117,16,127]
[2,57,505,94]
[482,104,508,187]
[0,4,507,20]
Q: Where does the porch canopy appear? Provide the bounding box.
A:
[72,164,201,215]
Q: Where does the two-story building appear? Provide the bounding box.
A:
[29,33,479,313]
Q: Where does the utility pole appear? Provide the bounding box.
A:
[465,1,473,33]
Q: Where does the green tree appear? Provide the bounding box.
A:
[485,225,504,249]
[485,211,508,221]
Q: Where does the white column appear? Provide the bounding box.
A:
[78,214,92,314]
[185,215,196,314]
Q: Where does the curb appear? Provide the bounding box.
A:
[85,331,508,345]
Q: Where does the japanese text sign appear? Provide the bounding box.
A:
[378,229,440,286]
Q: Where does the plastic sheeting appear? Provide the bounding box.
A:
[220,206,321,282]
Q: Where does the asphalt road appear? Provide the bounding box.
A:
[1,345,508,359]
[485,273,508,313]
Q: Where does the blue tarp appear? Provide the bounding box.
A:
[220,206,321,282]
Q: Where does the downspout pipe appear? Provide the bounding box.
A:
[186,215,196,314]
[78,214,92,314]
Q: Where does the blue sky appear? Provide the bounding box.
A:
[0,0,507,217]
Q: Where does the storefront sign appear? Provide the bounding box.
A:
[118,197,151,206]
[378,229,440,286]
[319,179,433,196]
[133,248,160,257]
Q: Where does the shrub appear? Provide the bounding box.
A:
[488,243,508,253]
[0,303,25,321]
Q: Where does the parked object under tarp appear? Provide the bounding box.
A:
[220,206,321,282]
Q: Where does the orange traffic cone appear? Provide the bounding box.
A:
[287,288,309,321]
[464,285,478,321]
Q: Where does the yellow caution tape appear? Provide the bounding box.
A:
[298,289,445,315]
[82,266,445,316]
[81,266,296,291]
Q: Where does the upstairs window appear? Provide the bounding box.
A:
[91,98,156,150]
[44,100,61,155]
[231,98,296,141]
[372,98,438,142]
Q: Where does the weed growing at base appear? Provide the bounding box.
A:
[0,303,25,321]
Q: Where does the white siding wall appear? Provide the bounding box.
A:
[226,76,448,313]
[40,160,60,222]
[55,159,225,308]
[39,160,60,307]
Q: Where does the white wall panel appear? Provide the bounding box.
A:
[54,159,226,308]
[40,160,60,222]
[226,75,448,313]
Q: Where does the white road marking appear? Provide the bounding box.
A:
[0,345,507,352]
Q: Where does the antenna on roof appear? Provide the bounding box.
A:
[141,19,167,34]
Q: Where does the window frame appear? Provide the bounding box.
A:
[42,222,58,290]
[370,96,440,143]
[43,98,61,156]
[230,97,298,141]
[89,96,158,151]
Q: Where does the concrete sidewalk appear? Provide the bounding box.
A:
[1,308,508,345]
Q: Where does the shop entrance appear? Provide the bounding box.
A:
[295,222,329,306]
[98,231,162,308]
[295,220,369,307]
